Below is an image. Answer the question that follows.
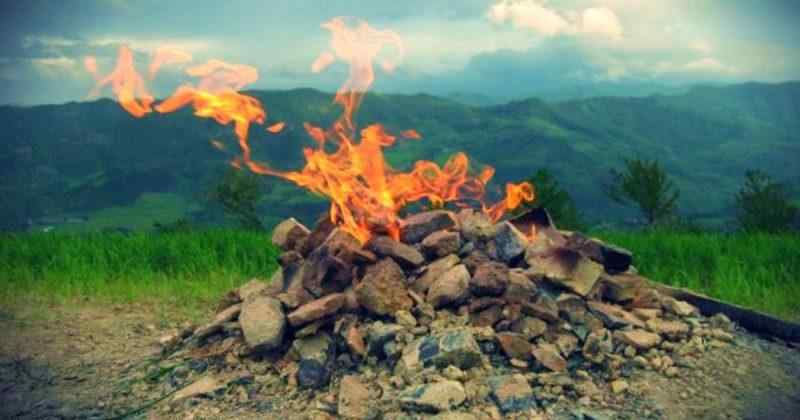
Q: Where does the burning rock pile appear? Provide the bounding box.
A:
[161,208,737,418]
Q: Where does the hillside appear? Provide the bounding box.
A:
[1,82,798,231]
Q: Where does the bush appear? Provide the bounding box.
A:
[606,158,679,225]
[735,170,798,233]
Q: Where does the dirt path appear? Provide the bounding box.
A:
[2,302,799,419]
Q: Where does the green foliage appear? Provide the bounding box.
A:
[518,169,585,230]
[208,168,267,231]
[734,170,798,232]
[606,158,679,225]
[592,229,800,321]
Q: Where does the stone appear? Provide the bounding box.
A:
[413,254,460,294]
[629,288,664,309]
[394,310,418,328]
[427,264,471,308]
[214,289,241,314]
[485,374,537,414]
[458,208,497,242]
[338,375,372,419]
[646,319,690,340]
[421,230,461,259]
[663,298,699,317]
[511,317,548,340]
[494,222,529,262]
[400,381,466,413]
[470,261,510,296]
[503,270,537,303]
[367,235,425,268]
[574,380,600,398]
[600,273,646,303]
[272,217,310,251]
[532,343,567,372]
[401,210,457,243]
[496,332,532,360]
[587,301,645,329]
[287,293,346,327]
[172,376,226,402]
[292,333,334,365]
[614,329,662,350]
[554,333,579,357]
[356,258,413,316]
[632,308,662,321]
[194,303,242,339]
[297,359,331,389]
[432,413,478,420]
[240,297,286,352]
[610,379,628,394]
[709,313,734,331]
[462,250,491,276]
[565,232,632,274]
[471,305,503,328]
[365,321,404,357]
[399,330,482,372]
[443,365,466,381]
[582,329,614,364]
[528,248,603,297]
[345,325,367,356]
[521,295,560,323]
[301,250,352,298]
[238,278,268,302]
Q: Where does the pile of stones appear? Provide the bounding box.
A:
[159,208,737,418]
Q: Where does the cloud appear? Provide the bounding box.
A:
[581,7,623,40]
[689,39,712,54]
[684,57,738,75]
[486,0,624,41]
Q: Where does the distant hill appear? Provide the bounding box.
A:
[1,81,798,231]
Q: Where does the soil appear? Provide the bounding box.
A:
[2,302,799,420]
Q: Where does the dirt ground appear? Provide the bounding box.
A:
[2,302,799,420]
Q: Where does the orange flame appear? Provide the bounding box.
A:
[85,17,533,244]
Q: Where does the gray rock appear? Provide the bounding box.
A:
[194,303,242,339]
[458,208,497,242]
[427,264,471,308]
[494,222,529,262]
[413,254,460,294]
[356,258,413,316]
[271,217,310,251]
[240,296,286,351]
[421,230,461,259]
[400,381,466,413]
[238,278,268,302]
[485,374,537,414]
[367,236,425,268]
[470,261,509,297]
[365,321,404,357]
[338,375,372,419]
[401,210,457,243]
[528,248,603,297]
[287,293,346,327]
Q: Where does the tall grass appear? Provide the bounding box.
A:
[592,229,800,321]
[0,229,280,316]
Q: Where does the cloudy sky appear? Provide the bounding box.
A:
[1,0,799,105]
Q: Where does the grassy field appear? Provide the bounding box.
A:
[0,229,797,321]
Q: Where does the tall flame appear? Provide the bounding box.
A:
[84,17,534,243]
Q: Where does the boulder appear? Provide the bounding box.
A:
[614,329,662,350]
[494,222,529,263]
[565,232,632,274]
[600,273,646,303]
[485,374,537,414]
[365,321,404,357]
[470,261,510,297]
[521,295,560,323]
[355,258,413,316]
[663,297,699,317]
[462,250,491,275]
[240,296,286,352]
[399,381,466,413]
[511,317,548,340]
[401,210,457,243]
[421,230,461,259]
[471,305,504,328]
[287,293,346,327]
[496,332,532,360]
[399,330,482,372]
[528,247,604,297]
[413,254,460,294]
[427,264,471,308]
[457,209,496,242]
[338,375,372,419]
[271,217,310,251]
[502,270,537,303]
[531,343,567,372]
[238,278,268,302]
[367,236,425,268]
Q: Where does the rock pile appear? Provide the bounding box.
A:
[160,208,738,418]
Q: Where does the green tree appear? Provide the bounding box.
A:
[606,158,679,225]
[735,170,798,232]
[208,167,266,230]
[518,168,585,230]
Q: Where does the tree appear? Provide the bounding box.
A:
[735,170,797,232]
[518,168,585,230]
[606,158,679,225]
[208,167,266,230]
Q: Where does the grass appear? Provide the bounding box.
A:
[1,228,798,322]
[0,229,280,318]
[592,229,800,321]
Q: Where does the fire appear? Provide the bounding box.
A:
[84,17,534,243]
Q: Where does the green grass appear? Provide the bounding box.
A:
[0,229,280,317]
[592,229,800,321]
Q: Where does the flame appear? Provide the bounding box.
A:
[85,17,533,244]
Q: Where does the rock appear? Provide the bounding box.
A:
[215,289,241,314]
[458,209,497,243]
[297,359,331,390]
[629,288,664,309]
[301,250,352,298]
[511,317,548,340]
[531,343,567,372]
[470,261,510,296]
[158,332,181,349]
[400,381,466,413]
[632,308,662,321]
[287,293,346,327]
[521,295,560,323]
[399,330,482,372]
[462,250,491,275]
[471,305,504,328]
[646,319,690,340]
[427,264,471,308]
[365,321,404,357]
[610,379,628,394]
[485,374,537,414]
[709,313,734,331]
[565,232,632,273]
[587,301,645,329]
[338,375,372,419]
[432,413,478,420]
[554,333,579,357]
[663,298,699,317]
[238,278,268,302]
[574,380,600,398]
[614,329,662,350]
[272,217,310,251]
[401,210,457,243]
[172,376,226,402]
[395,310,418,328]
[421,231,461,259]
[582,329,614,364]
[496,332,532,360]
[367,236,425,268]
[599,273,646,303]
[356,258,413,316]
[528,248,603,297]
[194,303,242,339]
[494,222,529,263]
[503,270,537,303]
[292,333,334,365]
[240,297,286,352]
[413,254,460,294]
[345,325,367,356]
[443,365,466,381]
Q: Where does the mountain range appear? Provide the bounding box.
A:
[1,81,798,231]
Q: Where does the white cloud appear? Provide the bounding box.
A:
[487,0,572,36]
[581,7,623,40]
[88,36,216,54]
[685,57,738,74]
[31,57,81,79]
[689,39,712,54]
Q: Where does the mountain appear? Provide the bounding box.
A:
[1,82,798,231]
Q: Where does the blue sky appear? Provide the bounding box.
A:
[1,0,798,105]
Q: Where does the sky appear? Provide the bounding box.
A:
[1,0,799,105]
